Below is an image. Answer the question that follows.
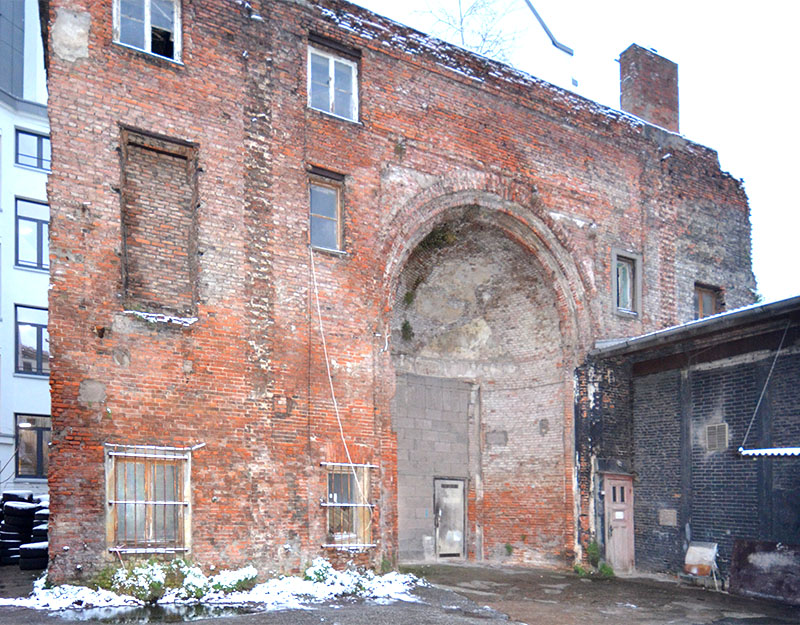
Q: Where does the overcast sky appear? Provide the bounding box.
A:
[352,0,799,304]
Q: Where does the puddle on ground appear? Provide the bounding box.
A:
[52,603,268,622]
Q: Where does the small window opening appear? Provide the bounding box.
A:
[706,423,728,452]
[321,463,375,547]
[694,284,722,320]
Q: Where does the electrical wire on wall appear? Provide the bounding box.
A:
[309,247,371,537]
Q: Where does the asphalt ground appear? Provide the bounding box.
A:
[1,562,799,624]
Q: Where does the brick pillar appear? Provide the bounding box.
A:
[619,44,679,133]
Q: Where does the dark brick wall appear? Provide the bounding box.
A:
[43,0,756,580]
[632,370,683,573]
[584,320,800,578]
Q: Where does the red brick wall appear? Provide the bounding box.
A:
[43,0,754,580]
[620,44,679,132]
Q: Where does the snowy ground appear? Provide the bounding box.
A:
[0,559,421,613]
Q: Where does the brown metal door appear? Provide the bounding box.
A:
[604,474,634,572]
[434,478,465,558]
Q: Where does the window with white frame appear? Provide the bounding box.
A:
[309,169,344,251]
[16,130,51,171]
[16,199,49,270]
[115,0,181,61]
[106,444,193,554]
[15,305,49,376]
[308,46,358,121]
[612,249,642,316]
[322,463,374,547]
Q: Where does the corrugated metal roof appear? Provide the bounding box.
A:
[738,447,800,457]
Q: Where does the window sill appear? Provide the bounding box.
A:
[112,41,184,67]
[14,162,50,174]
[308,106,362,126]
[614,308,640,319]
[311,245,347,258]
[14,264,50,275]
[14,372,49,380]
[321,543,376,550]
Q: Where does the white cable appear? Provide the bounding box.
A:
[309,248,370,524]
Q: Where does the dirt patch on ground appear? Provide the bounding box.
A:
[403,563,800,625]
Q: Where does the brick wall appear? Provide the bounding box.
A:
[43,0,755,580]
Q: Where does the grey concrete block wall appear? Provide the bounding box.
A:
[394,373,472,560]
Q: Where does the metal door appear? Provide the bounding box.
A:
[604,474,634,572]
[434,478,465,558]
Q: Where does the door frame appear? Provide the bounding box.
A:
[603,472,635,573]
[433,477,466,559]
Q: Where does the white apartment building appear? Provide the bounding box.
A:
[0,0,50,494]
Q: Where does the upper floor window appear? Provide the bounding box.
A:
[16,414,51,479]
[694,284,722,319]
[16,130,51,171]
[16,305,49,376]
[16,199,49,271]
[308,46,358,121]
[309,168,344,252]
[115,0,181,61]
[612,250,642,316]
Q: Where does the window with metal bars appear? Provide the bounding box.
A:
[322,463,374,547]
[105,444,192,554]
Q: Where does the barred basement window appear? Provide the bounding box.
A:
[106,444,194,554]
[706,423,728,452]
[321,462,375,547]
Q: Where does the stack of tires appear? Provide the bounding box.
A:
[0,490,49,570]
[0,490,35,566]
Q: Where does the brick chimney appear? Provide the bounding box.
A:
[619,44,679,133]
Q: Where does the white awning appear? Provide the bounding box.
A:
[738,447,800,457]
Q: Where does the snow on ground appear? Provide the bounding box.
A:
[0,559,421,612]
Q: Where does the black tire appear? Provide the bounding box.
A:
[20,543,48,559]
[19,557,48,570]
[1,491,33,504]
[0,540,22,549]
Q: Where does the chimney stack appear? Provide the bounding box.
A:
[619,44,679,133]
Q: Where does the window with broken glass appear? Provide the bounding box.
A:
[322,463,374,547]
[115,0,181,61]
[308,46,358,121]
[106,444,192,554]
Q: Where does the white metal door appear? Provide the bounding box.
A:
[434,478,465,558]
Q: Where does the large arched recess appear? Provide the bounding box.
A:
[375,180,593,566]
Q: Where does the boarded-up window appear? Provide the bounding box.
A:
[120,129,197,316]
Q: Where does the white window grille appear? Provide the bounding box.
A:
[105,443,197,554]
[321,462,375,548]
[308,47,358,121]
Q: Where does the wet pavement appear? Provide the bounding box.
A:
[1,562,799,624]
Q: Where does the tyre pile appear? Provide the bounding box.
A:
[0,490,49,570]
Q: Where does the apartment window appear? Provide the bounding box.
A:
[16,130,51,171]
[15,305,49,376]
[16,199,49,270]
[115,0,181,61]
[16,415,51,479]
[308,46,358,121]
[694,284,722,319]
[322,463,374,547]
[106,444,192,554]
[309,169,344,251]
[706,423,728,452]
[612,250,642,316]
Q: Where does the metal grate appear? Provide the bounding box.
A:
[706,423,728,452]
[106,444,191,553]
[322,464,373,546]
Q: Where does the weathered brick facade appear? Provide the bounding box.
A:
[42,0,755,581]
[579,297,800,594]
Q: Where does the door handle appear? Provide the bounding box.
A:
[434,508,441,528]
